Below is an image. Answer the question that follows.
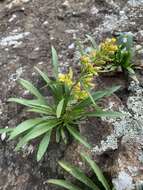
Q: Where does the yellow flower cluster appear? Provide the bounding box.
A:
[80,55,99,75]
[83,74,95,88]
[73,82,88,100]
[58,68,73,87]
[58,68,93,100]
[89,50,96,58]
[100,38,118,54]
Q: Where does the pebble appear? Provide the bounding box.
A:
[90,6,99,15]
[9,14,17,22]
[62,0,70,8]
[68,43,75,49]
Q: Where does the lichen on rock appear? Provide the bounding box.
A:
[91,81,143,190]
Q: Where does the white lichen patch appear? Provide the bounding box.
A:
[112,171,133,190]
[128,0,143,7]
[92,81,143,154]
[0,32,30,47]
[92,81,143,189]
[92,134,118,153]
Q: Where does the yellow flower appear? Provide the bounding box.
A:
[58,68,73,87]
[80,55,90,65]
[83,75,95,88]
[86,62,99,75]
[100,38,118,54]
[80,54,100,75]
[111,38,117,43]
[74,82,81,91]
[73,82,88,100]
[74,90,88,100]
[89,50,96,58]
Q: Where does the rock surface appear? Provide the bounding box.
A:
[0,0,143,189]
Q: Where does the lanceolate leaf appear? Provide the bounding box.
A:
[84,110,123,118]
[48,179,82,190]
[80,152,111,190]
[56,126,61,143]
[19,79,45,103]
[74,86,121,110]
[59,161,100,190]
[61,127,68,144]
[35,67,59,92]
[74,91,106,110]
[35,67,59,97]
[8,98,38,106]
[103,85,121,97]
[86,34,97,49]
[127,67,135,75]
[15,120,59,150]
[82,84,97,109]
[27,108,53,115]
[66,125,91,149]
[8,98,53,114]
[51,46,59,79]
[56,99,64,118]
[9,118,44,140]
[76,39,84,55]
[37,130,52,161]
[35,67,51,85]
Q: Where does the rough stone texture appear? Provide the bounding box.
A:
[0,0,143,189]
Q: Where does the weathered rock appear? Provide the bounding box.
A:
[63,81,143,190]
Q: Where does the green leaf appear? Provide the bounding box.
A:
[82,84,98,109]
[80,152,111,190]
[15,120,59,150]
[66,125,91,149]
[84,110,123,118]
[74,86,120,110]
[86,34,97,49]
[35,67,62,99]
[51,46,59,79]
[8,98,54,114]
[56,127,61,143]
[37,130,52,161]
[0,128,13,134]
[56,99,64,118]
[19,79,45,103]
[48,179,82,190]
[53,86,62,102]
[35,67,51,84]
[9,118,44,140]
[103,85,121,97]
[27,108,53,115]
[59,161,100,190]
[61,127,68,144]
[76,39,84,55]
[127,67,135,75]
[8,98,42,107]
